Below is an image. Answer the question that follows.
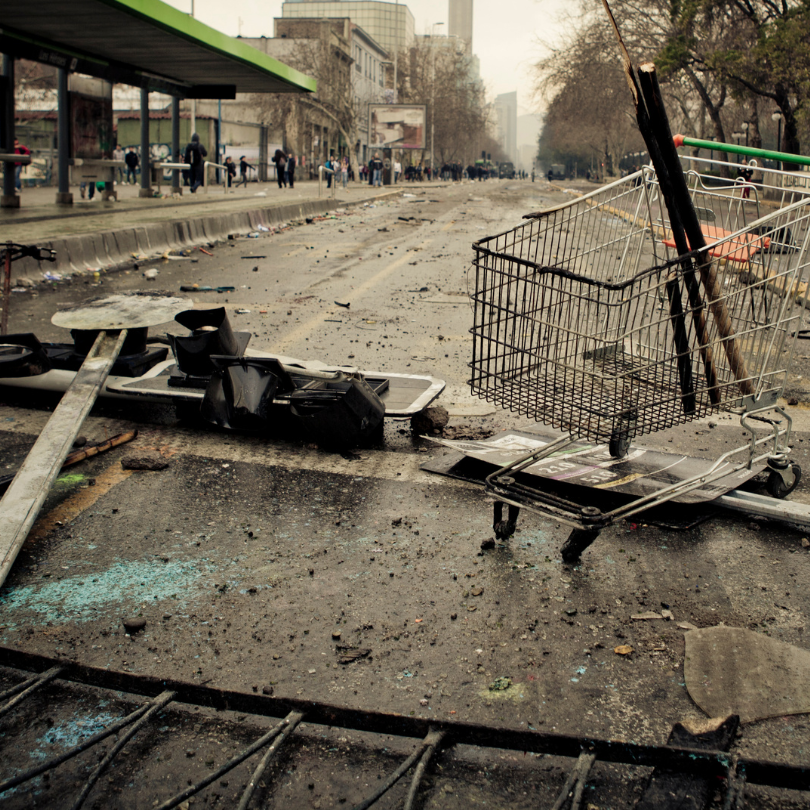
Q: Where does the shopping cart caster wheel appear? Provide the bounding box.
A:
[766,463,801,499]
[493,502,520,539]
[609,433,630,459]
[561,528,600,563]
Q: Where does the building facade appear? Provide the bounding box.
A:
[493,90,517,164]
[448,0,473,52]
[281,1,414,56]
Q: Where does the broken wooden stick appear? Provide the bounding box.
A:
[0,429,139,496]
[637,63,754,397]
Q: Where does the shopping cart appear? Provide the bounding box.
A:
[469,150,810,560]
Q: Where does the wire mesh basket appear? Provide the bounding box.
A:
[469,164,810,450]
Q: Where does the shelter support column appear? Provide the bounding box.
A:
[171,96,181,195]
[139,87,151,197]
[1,54,19,209]
[55,67,73,205]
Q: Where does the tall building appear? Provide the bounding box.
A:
[493,90,517,163]
[281,1,414,55]
[448,0,472,52]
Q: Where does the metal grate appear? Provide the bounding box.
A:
[1,648,809,809]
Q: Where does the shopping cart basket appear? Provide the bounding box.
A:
[469,152,810,560]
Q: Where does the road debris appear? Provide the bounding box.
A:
[121,455,169,471]
[489,677,512,691]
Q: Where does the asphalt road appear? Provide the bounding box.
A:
[2,178,810,808]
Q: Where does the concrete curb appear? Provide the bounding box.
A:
[10,193,397,284]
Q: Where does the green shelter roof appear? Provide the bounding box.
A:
[0,0,316,97]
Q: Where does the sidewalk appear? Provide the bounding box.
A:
[0,177,435,282]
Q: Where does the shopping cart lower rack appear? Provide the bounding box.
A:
[469,159,810,561]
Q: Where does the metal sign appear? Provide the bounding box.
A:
[368,105,426,150]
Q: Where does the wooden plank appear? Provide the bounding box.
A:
[0,329,127,589]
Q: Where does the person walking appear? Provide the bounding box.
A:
[370,153,383,187]
[272,149,287,188]
[224,156,236,188]
[12,138,30,192]
[325,155,334,189]
[236,155,254,187]
[394,159,401,184]
[341,156,349,189]
[125,147,139,184]
[184,133,207,192]
[287,153,296,188]
[113,144,125,183]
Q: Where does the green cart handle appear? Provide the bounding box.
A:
[673,133,810,167]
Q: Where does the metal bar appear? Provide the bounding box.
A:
[675,134,810,167]
[236,711,304,810]
[0,697,158,793]
[550,752,596,810]
[1,241,10,335]
[69,691,175,810]
[56,67,70,203]
[1,649,809,790]
[403,729,445,810]
[0,665,62,719]
[2,55,15,202]
[722,758,746,810]
[717,489,810,531]
[171,97,181,193]
[140,87,151,196]
[155,712,299,810]
[0,329,127,589]
[351,735,431,810]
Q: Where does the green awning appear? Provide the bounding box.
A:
[0,0,315,97]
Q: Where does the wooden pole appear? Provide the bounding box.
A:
[637,63,754,397]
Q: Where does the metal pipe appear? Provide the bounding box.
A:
[2,55,17,203]
[674,134,810,167]
[171,96,181,193]
[139,87,150,196]
[57,67,72,203]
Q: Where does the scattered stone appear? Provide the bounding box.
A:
[121,455,169,471]
[122,617,146,634]
[662,609,674,620]
[450,613,457,620]
[185,750,196,758]
[678,622,700,631]
[337,647,371,665]
[419,698,428,706]
[802,538,810,549]
[789,397,800,406]
[480,538,495,550]
[332,631,342,640]
[631,611,664,620]
[471,587,484,597]
[614,645,634,656]
[262,685,274,696]
[72,436,87,448]
[489,677,512,691]
[410,405,449,434]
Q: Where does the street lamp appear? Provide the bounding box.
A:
[430,22,444,180]
[732,131,743,162]
[772,111,783,170]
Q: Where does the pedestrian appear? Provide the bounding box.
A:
[341,156,349,189]
[737,159,754,199]
[273,149,287,188]
[236,155,254,187]
[184,133,207,192]
[113,144,125,183]
[12,138,30,192]
[370,152,383,187]
[287,153,296,188]
[224,156,236,188]
[326,155,334,188]
[125,147,139,184]
[394,158,401,184]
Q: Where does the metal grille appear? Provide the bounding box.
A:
[469,167,810,445]
[1,649,809,809]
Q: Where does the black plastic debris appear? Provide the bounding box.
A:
[291,375,384,450]
[169,308,250,378]
[200,358,293,432]
[0,333,52,377]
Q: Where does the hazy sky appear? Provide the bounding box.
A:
[163,0,569,114]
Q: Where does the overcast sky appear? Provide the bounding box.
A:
[163,0,569,114]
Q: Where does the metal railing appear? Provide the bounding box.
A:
[203,161,234,194]
[318,164,337,198]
